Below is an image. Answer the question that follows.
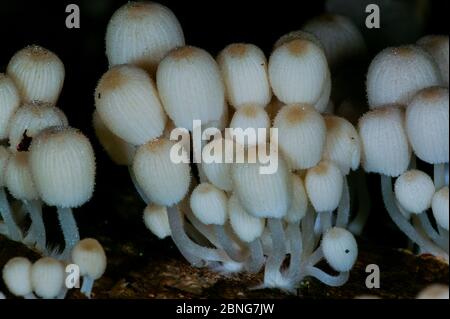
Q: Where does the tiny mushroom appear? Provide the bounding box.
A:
[2,257,35,299]
[30,257,65,299]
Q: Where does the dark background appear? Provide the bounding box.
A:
[0,0,448,250]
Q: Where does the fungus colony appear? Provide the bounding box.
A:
[0,1,448,298]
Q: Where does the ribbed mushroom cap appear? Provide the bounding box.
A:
[322,227,358,272]
[29,126,96,208]
[305,160,343,213]
[366,45,442,109]
[405,87,449,164]
[274,30,323,50]
[358,105,411,177]
[0,146,9,187]
[314,70,332,113]
[92,110,135,166]
[228,194,265,243]
[2,257,32,297]
[30,257,64,299]
[229,104,270,147]
[133,137,191,207]
[143,204,171,239]
[323,115,361,175]
[8,102,68,152]
[273,103,326,170]
[218,43,271,109]
[201,137,234,192]
[190,183,228,225]
[394,170,435,214]
[7,45,64,104]
[71,238,107,280]
[5,151,39,201]
[285,173,308,224]
[231,146,291,219]
[105,1,185,75]
[269,39,329,105]
[432,186,449,231]
[156,46,225,131]
[417,35,449,86]
[95,65,167,146]
[0,74,20,140]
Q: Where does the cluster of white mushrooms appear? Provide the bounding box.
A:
[0,46,107,298]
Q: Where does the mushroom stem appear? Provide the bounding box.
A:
[215,225,246,262]
[246,238,265,273]
[23,199,46,251]
[263,218,287,285]
[319,211,333,233]
[166,205,229,266]
[380,175,448,258]
[302,206,317,257]
[80,275,95,298]
[0,187,22,241]
[185,210,221,248]
[336,177,350,228]
[413,214,448,252]
[56,207,80,258]
[285,222,303,279]
[434,163,447,190]
[304,266,350,287]
[348,169,370,235]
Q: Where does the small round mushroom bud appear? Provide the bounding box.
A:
[268,39,329,105]
[394,170,435,214]
[417,284,449,299]
[405,87,449,165]
[7,45,64,104]
[302,14,366,67]
[305,161,344,213]
[30,257,65,299]
[143,204,171,239]
[285,173,308,224]
[2,257,33,298]
[321,227,358,272]
[417,35,449,86]
[0,74,20,140]
[92,110,135,166]
[366,45,442,108]
[156,46,225,131]
[133,137,191,207]
[323,115,361,175]
[274,30,323,50]
[217,43,271,109]
[8,102,68,152]
[358,105,411,177]
[95,65,167,146]
[30,126,96,254]
[432,187,449,231]
[229,104,270,147]
[105,1,185,75]
[71,238,107,298]
[273,104,326,170]
[190,183,227,226]
[201,137,234,192]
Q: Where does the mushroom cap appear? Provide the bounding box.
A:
[268,39,329,105]
[417,284,449,299]
[314,70,332,113]
[285,173,308,224]
[190,183,228,225]
[366,45,442,109]
[358,105,411,177]
[105,1,185,75]
[143,204,171,239]
[394,170,435,214]
[274,30,323,51]
[228,104,270,147]
[405,86,449,164]
[0,73,21,140]
[217,43,271,109]
[5,151,39,201]
[201,137,234,192]
[156,46,225,131]
[133,137,191,207]
[273,103,326,170]
[322,227,358,272]
[417,35,449,86]
[228,194,265,243]
[30,257,65,299]
[92,110,136,166]
[7,45,65,104]
[8,101,68,152]
[323,115,361,175]
[95,65,167,146]
[432,186,449,231]
[231,145,291,219]
[2,257,32,297]
[305,160,344,213]
[71,238,107,280]
[29,126,96,208]
[0,146,9,187]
